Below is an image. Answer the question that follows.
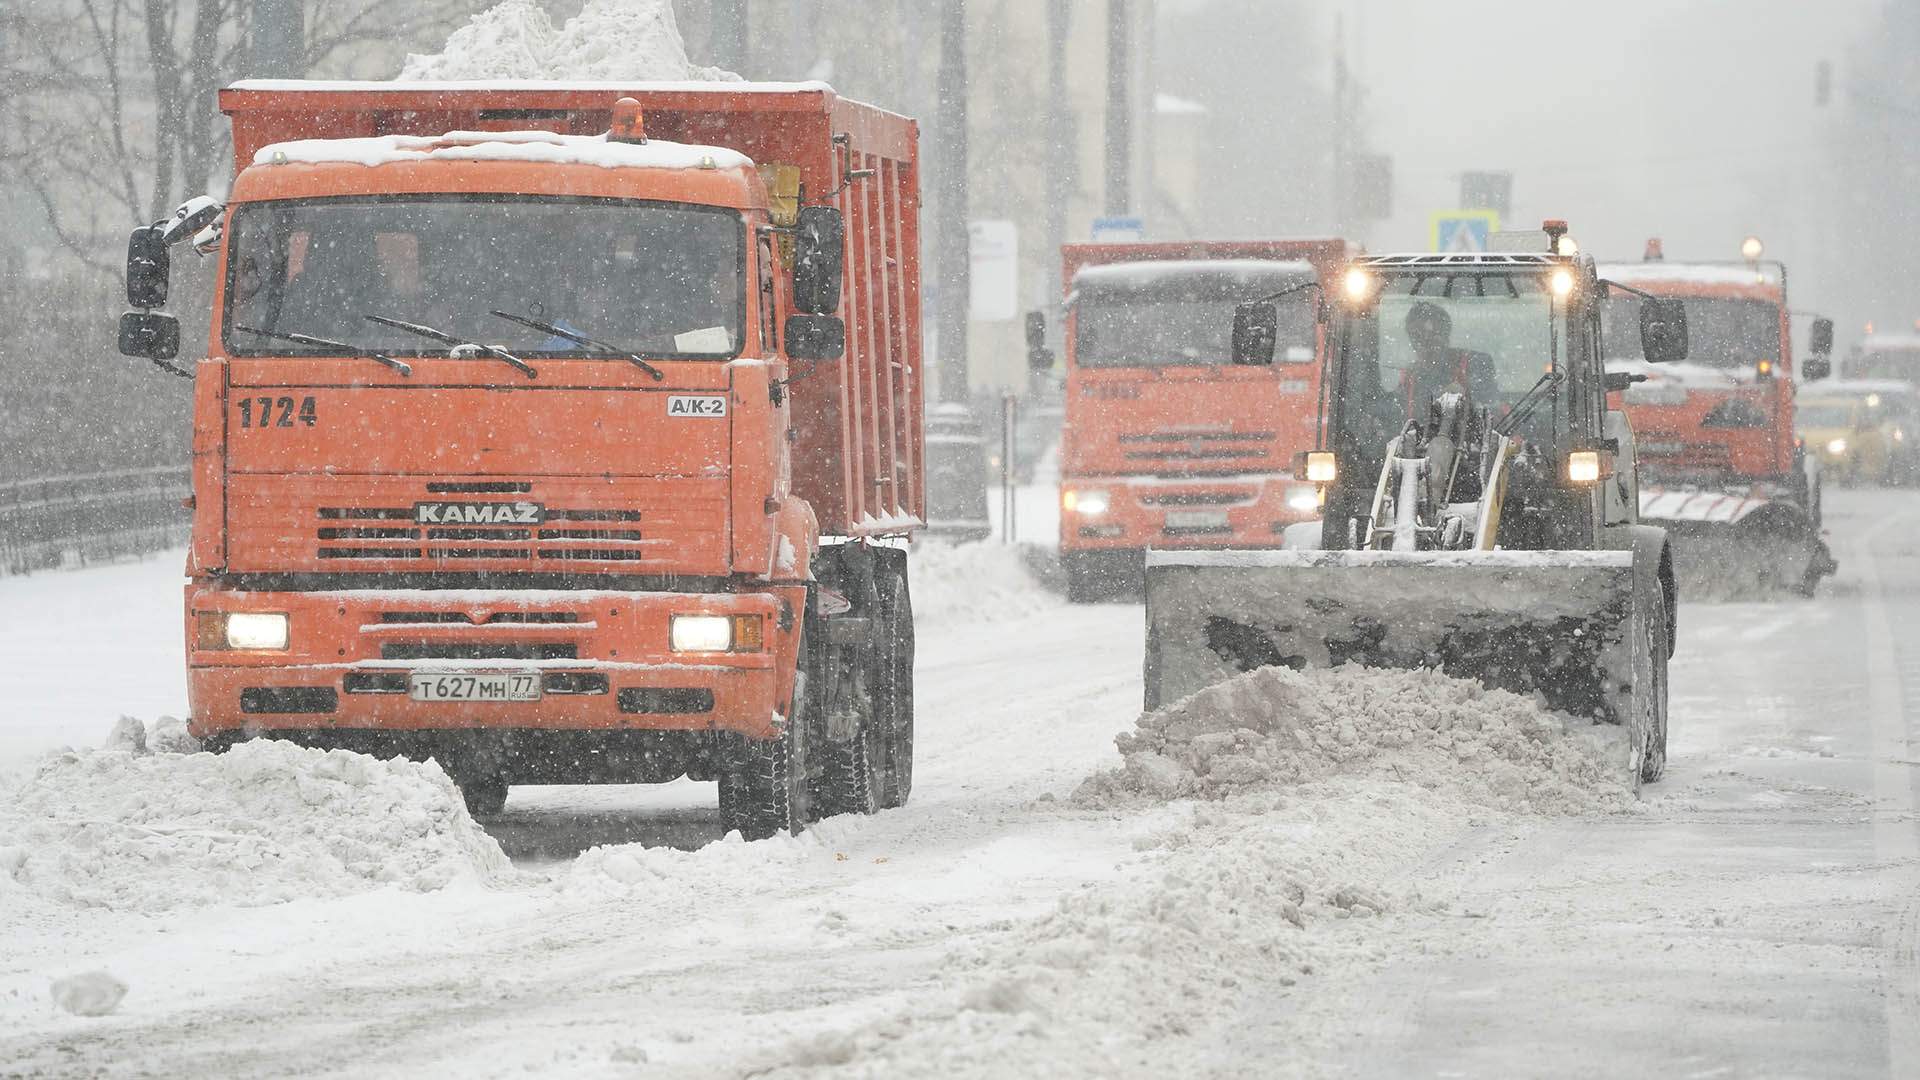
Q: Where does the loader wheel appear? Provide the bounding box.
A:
[1640,590,1670,785]
[876,568,915,808]
[718,664,816,840]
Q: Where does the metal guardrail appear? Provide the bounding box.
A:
[0,465,192,576]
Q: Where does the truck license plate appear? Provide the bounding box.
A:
[409,672,542,702]
[1166,509,1229,530]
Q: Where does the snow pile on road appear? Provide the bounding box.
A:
[910,541,1057,625]
[0,739,512,912]
[1079,664,1634,815]
[756,784,1468,1078]
[399,0,741,82]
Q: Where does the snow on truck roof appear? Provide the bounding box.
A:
[251,128,752,172]
[1597,263,1779,288]
[1072,259,1317,290]
[230,78,835,95]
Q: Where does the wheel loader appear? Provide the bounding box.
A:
[1142,225,1685,788]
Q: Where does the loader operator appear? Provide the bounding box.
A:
[1400,301,1499,420]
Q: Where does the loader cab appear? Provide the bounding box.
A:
[1315,253,1624,549]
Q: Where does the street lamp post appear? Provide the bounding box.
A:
[925,0,990,541]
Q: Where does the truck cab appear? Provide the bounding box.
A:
[1051,240,1347,602]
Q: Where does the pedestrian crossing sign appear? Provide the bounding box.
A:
[1430,210,1502,253]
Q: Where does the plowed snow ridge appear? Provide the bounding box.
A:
[0,739,513,912]
[1079,664,1636,814]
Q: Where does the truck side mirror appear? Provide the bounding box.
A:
[126,226,170,309]
[1232,301,1278,366]
[785,313,845,360]
[792,206,845,315]
[1807,317,1835,382]
[158,195,225,245]
[118,311,181,360]
[1639,297,1688,364]
[1025,310,1055,372]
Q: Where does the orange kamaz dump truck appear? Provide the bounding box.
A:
[1048,240,1348,601]
[115,81,923,837]
[1600,247,1836,595]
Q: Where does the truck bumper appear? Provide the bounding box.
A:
[1058,472,1321,553]
[184,583,805,742]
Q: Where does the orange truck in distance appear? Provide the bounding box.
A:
[1044,240,1348,602]
[115,81,923,838]
[1599,249,1836,595]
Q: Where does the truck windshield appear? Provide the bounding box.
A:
[223,196,745,359]
[1600,295,1777,368]
[1337,272,1566,434]
[1845,345,1920,381]
[1795,401,1857,429]
[1074,285,1316,368]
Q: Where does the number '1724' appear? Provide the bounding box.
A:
[237,396,317,429]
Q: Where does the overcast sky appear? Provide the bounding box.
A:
[1311,0,1877,304]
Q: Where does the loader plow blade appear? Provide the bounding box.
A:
[1144,549,1640,728]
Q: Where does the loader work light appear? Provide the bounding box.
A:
[1305,451,1338,484]
[1567,450,1603,485]
[1343,268,1373,302]
[215,612,290,651]
[1550,269,1576,298]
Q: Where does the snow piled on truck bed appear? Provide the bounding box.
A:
[0,738,512,913]
[1081,664,1635,813]
[399,0,741,82]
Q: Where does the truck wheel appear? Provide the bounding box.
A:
[876,568,915,808]
[1639,590,1670,784]
[811,641,881,820]
[1064,555,1103,603]
[458,775,509,817]
[718,667,816,840]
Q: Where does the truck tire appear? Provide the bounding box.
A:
[458,775,509,817]
[1640,589,1670,784]
[876,567,915,808]
[718,665,816,840]
[811,638,881,820]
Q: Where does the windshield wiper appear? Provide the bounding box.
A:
[487,310,665,381]
[232,324,411,375]
[1494,370,1565,437]
[363,314,536,379]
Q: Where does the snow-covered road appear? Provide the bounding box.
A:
[2,490,1917,1077]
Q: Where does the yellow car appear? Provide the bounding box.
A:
[1798,381,1920,485]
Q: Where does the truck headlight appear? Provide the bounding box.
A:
[1286,485,1321,512]
[1567,450,1602,484]
[1062,488,1110,516]
[224,612,289,650]
[1827,437,1848,455]
[670,614,733,653]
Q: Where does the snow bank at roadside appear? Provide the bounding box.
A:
[0,739,513,913]
[1078,664,1635,815]
[908,541,1057,625]
[399,0,741,82]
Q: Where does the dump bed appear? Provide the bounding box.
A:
[219,80,924,538]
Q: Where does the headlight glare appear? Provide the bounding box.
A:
[1063,489,1111,516]
[1827,437,1848,455]
[224,612,289,651]
[1286,485,1320,512]
[670,614,733,653]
